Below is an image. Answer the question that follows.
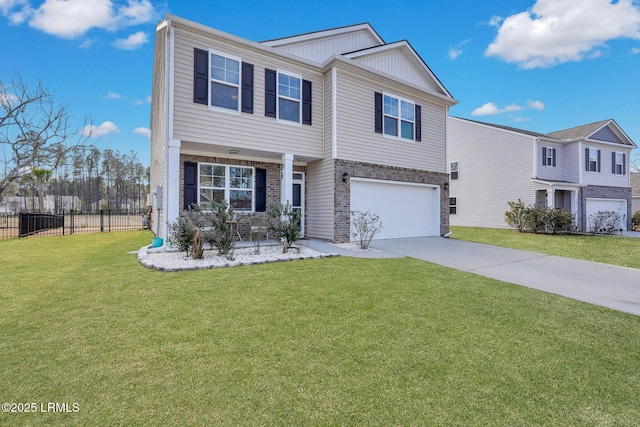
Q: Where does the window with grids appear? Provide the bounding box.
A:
[199,164,253,211]
[614,152,625,175]
[383,94,415,140]
[210,51,240,111]
[588,148,599,172]
[449,197,457,215]
[450,161,459,180]
[278,71,301,123]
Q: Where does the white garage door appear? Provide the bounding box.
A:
[350,178,440,240]
[585,198,627,231]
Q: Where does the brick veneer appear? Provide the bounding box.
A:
[332,159,450,243]
[581,185,632,230]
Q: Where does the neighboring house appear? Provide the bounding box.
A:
[631,173,640,216]
[150,15,457,243]
[448,117,636,231]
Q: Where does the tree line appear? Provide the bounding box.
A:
[1,73,149,213]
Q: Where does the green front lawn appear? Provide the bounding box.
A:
[1,232,639,425]
[451,226,640,269]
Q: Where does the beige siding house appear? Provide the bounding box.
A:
[448,117,636,231]
[150,15,457,243]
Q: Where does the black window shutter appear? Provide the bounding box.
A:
[241,62,254,114]
[623,153,626,175]
[612,152,616,174]
[255,168,267,212]
[184,162,198,210]
[415,104,422,141]
[552,148,556,167]
[193,48,208,105]
[597,150,601,172]
[302,79,312,125]
[265,69,277,118]
[542,147,547,166]
[585,148,589,171]
[374,92,383,133]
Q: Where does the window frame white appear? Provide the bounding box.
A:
[614,152,625,175]
[450,161,459,180]
[276,69,302,125]
[208,49,242,114]
[543,147,556,167]
[383,92,416,141]
[588,148,599,173]
[198,162,255,212]
[449,197,457,215]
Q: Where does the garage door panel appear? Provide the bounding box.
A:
[350,179,439,240]
[586,198,627,231]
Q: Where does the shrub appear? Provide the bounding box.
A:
[267,202,301,253]
[204,200,236,260]
[350,210,384,249]
[505,200,575,234]
[166,205,204,256]
[589,210,621,235]
[632,211,640,231]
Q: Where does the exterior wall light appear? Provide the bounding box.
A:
[342,172,349,182]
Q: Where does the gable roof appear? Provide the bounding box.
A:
[452,117,636,147]
[261,22,384,48]
[547,119,636,147]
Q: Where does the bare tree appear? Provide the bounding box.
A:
[0,72,88,202]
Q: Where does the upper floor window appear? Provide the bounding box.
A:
[199,163,253,211]
[613,152,626,175]
[542,147,556,167]
[586,148,600,173]
[278,71,301,123]
[210,51,241,111]
[450,161,459,180]
[384,94,415,140]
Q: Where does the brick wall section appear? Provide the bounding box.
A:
[178,154,306,240]
[581,185,632,230]
[333,159,450,243]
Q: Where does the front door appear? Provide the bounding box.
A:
[292,173,305,237]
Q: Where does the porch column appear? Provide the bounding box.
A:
[281,153,294,206]
[165,138,182,238]
[547,188,555,209]
[572,190,580,229]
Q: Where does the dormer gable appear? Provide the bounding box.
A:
[547,119,636,148]
[343,41,452,98]
[260,23,384,63]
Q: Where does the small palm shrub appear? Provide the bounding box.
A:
[204,200,236,260]
[268,202,301,253]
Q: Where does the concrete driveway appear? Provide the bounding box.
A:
[368,237,640,317]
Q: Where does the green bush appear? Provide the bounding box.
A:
[632,211,640,231]
[505,200,575,234]
[268,202,301,253]
[166,205,204,255]
[204,200,236,260]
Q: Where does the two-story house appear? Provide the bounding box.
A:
[150,15,457,243]
[448,117,636,231]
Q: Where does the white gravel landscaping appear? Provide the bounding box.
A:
[138,243,336,272]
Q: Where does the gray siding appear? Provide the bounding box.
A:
[536,141,563,181]
[334,69,447,173]
[582,144,631,187]
[353,50,440,93]
[267,30,380,63]
[306,158,335,240]
[171,27,324,159]
[562,142,580,183]
[150,25,168,236]
[448,118,538,228]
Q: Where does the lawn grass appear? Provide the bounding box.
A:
[1,231,639,425]
[451,226,640,269]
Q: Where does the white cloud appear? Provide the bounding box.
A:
[82,121,120,138]
[471,100,544,116]
[133,127,150,138]
[105,91,125,99]
[526,100,545,110]
[448,39,471,60]
[471,102,523,116]
[485,0,640,68]
[632,47,640,54]
[132,95,151,105]
[2,0,158,39]
[488,15,503,27]
[113,30,148,50]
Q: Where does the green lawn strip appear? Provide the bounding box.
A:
[1,232,639,425]
[451,226,640,269]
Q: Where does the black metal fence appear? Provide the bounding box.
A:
[0,210,149,240]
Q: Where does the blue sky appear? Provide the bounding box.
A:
[2,0,640,168]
